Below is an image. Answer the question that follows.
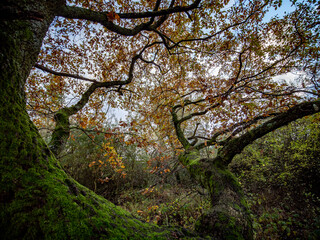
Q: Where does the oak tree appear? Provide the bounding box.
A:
[124,1,320,238]
[1,0,319,239]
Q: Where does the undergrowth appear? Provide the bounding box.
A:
[117,185,211,231]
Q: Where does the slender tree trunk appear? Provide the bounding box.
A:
[179,150,253,240]
[0,1,200,239]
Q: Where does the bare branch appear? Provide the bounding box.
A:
[178,102,220,124]
[70,126,137,136]
[34,63,99,83]
[166,1,269,49]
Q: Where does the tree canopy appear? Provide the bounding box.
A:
[1,0,320,239]
[26,0,320,158]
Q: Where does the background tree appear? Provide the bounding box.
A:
[1,0,319,239]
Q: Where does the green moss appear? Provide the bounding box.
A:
[215,212,244,240]
[1,82,195,239]
[49,110,71,155]
[179,150,201,167]
[1,115,207,240]
[180,152,253,239]
[2,156,166,239]
[0,12,243,239]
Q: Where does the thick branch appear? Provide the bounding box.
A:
[171,109,191,149]
[57,0,201,36]
[58,6,149,36]
[218,99,320,164]
[117,0,201,19]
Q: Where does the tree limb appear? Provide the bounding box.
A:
[217,99,320,164]
[117,0,201,19]
[57,0,201,36]
[49,53,141,155]
[34,63,99,83]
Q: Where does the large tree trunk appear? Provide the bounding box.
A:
[179,151,253,240]
[0,1,201,239]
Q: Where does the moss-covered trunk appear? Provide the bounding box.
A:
[0,1,201,239]
[179,151,253,240]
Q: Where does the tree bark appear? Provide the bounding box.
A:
[2,0,319,239]
[179,151,253,240]
[0,1,201,239]
[176,99,320,239]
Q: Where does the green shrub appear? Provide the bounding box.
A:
[230,114,320,239]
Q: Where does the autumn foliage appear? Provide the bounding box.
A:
[25,1,319,159]
[3,0,318,238]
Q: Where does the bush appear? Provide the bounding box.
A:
[59,129,151,203]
